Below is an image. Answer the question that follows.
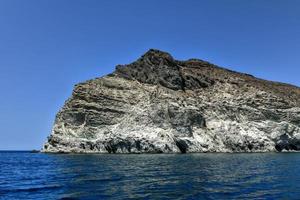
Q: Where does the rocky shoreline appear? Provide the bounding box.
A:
[42,49,300,153]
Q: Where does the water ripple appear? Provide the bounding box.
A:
[1,152,300,199]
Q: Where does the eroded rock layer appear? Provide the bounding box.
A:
[42,49,300,153]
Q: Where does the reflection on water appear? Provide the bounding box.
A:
[1,152,300,199]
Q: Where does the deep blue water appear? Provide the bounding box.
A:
[1,152,300,200]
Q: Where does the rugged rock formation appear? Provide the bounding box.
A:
[42,49,300,153]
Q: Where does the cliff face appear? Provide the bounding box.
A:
[42,49,300,153]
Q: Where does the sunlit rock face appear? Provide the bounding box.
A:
[42,49,300,153]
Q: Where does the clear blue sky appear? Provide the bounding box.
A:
[0,0,299,150]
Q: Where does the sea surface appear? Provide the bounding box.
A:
[0,152,300,199]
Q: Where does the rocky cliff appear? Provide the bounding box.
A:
[42,49,300,153]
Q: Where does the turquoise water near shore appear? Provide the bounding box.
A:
[1,151,300,199]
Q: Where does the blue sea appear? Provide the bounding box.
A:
[0,152,300,199]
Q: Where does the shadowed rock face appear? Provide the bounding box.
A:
[42,49,300,153]
[115,49,215,90]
